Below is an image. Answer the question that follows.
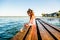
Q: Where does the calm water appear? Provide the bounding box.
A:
[0,17,29,40]
[0,17,60,40]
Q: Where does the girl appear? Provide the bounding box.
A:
[20,9,35,32]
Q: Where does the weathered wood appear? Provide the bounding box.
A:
[11,18,60,40]
[36,20,54,40]
[11,23,38,40]
[41,21,60,40]
[46,23,60,31]
[40,19,60,32]
[11,26,31,40]
[25,25,38,40]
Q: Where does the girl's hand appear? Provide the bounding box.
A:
[24,23,29,28]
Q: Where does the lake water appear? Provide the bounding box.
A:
[0,17,60,40]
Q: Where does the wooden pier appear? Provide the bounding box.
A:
[11,18,60,40]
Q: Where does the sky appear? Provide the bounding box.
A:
[0,0,60,16]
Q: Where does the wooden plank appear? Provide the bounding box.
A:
[25,25,38,40]
[47,23,60,31]
[11,26,31,40]
[31,25,38,40]
[11,23,38,40]
[37,20,54,40]
[42,22,60,40]
[40,19,60,31]
[25,26,32,40]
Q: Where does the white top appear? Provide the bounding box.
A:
[28,18,35,26]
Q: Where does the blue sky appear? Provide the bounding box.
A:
[0,0,60,16]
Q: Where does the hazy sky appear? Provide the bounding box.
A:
[0,0,60,16]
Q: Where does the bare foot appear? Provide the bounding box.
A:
[20,28,24,32]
